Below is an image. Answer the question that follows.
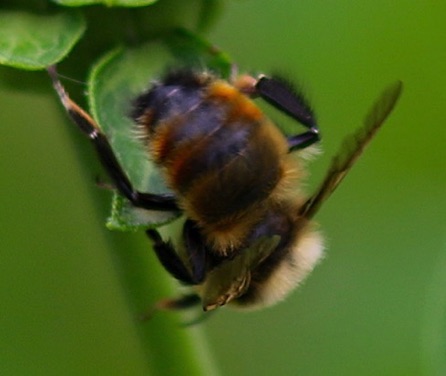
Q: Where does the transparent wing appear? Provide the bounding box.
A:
[201,235,281,311]
[301,81,403,219]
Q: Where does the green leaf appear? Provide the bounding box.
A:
[165,29,232,78]
[52,0,158,7]
[88,45,178,230]
[88,30,231,230]
[196,0,225,33]
[0,10,85,70]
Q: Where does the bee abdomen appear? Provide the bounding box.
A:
[183,124,288,223]
[134,73,289,223]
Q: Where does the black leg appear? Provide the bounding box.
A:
[147,224,209,285]
[146,229,195,285]
[183,220,209,284]
[254,76,320,152]
[140,293,202,321]
[47,66,179,212]
[287,130,320,152]
[255,76,317,127]
[156,294,201,311]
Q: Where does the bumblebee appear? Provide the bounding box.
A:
[48,66,402,313]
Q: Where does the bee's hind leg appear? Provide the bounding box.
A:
[233,74,320,152]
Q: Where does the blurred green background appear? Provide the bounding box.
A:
[0,0,445,375]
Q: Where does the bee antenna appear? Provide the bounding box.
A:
[47,65,86,86]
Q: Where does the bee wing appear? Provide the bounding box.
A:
[201,236,281,311]
[301,81,403,219]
